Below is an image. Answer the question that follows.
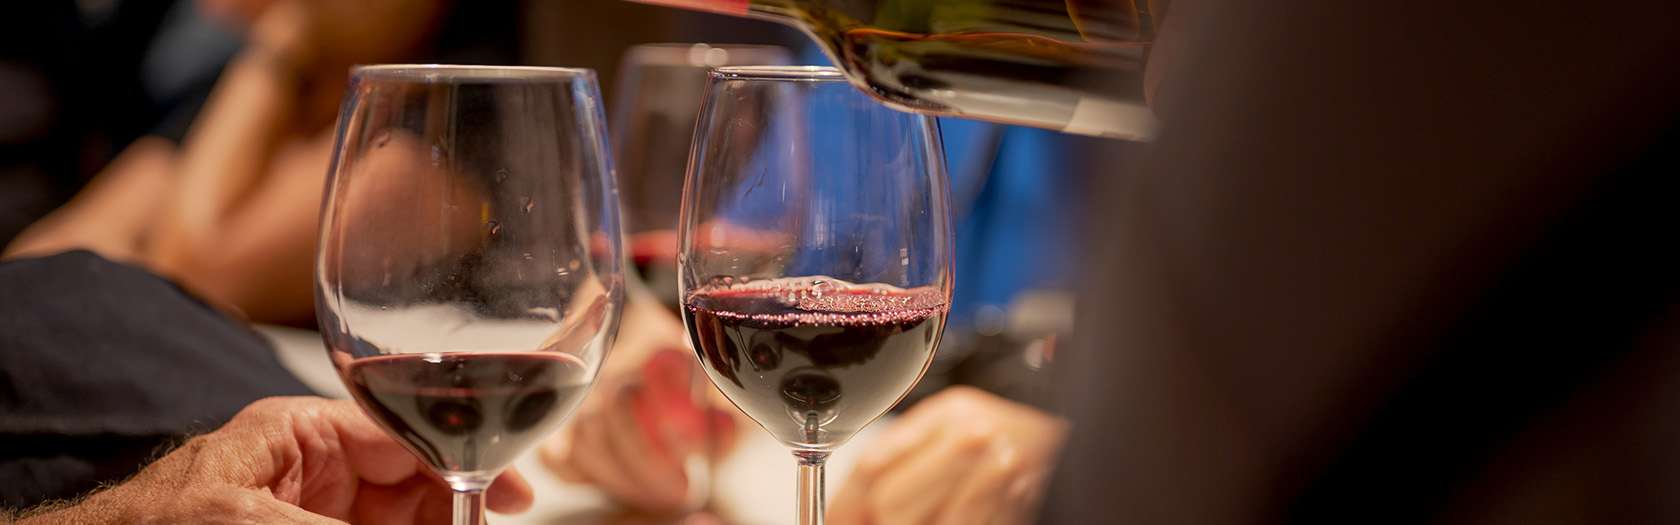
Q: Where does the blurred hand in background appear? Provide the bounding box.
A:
[829,386,1068,525]
[541,290,744,515]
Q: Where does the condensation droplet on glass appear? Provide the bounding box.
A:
[430,144,446,166]
[487,220,501,235]
[555,267,569,276]
[521,198,534,213]
[811,279,833,297]
[372,129,393,147]
[495,169,509,183]
[523,252,532,259]
[526,306,561,322]
[568,259,581,271]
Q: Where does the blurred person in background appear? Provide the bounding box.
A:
[3,0,479,326]
[0,0,500,508]
[1040,0,1680,522]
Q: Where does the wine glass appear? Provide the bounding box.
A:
[607,43,791,513]
[611,43,791,241]
[678,66,953,525]
[611,42,791,308]
[315,65,623,525]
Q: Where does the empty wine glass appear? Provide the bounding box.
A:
[678,66,953,525]
[315,65,623,525]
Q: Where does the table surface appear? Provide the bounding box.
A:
[262,324,888,525]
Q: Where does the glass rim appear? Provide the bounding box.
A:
[352,64,597,81]
[629,42,792,52]
[710,65,845,82]
[623,43,792,68]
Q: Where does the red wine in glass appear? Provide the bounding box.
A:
[683,278,947,448]
[680,66,949,525]
[341,352,593,475]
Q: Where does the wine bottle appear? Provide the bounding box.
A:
[629,0,1164,140]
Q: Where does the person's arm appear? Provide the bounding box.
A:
[1,136,177,263]
[4,397,532,524]
[142,0,448,325]
[142,2,317,321]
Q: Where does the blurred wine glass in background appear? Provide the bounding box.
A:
[610,43,792,306]
[608,42,792,516]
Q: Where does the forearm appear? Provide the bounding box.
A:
[149,45,304,272]
[4,436,203,524]
[7,484,145,524]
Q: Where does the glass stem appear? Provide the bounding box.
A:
[453,489,487,525]
[795,450,830,525]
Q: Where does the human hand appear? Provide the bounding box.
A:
[828,386,1069,525]
[540,348,740,514]
[15,397,532,524]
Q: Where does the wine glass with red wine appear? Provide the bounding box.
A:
[678,66,952,525]
[315,65,623,525]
